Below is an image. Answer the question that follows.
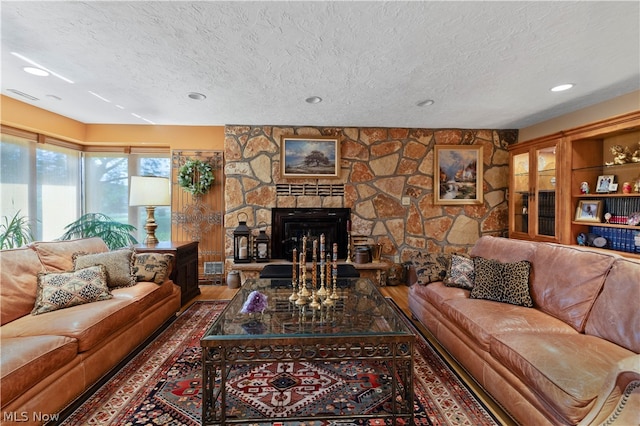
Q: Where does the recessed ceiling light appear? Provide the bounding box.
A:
[305,96,322,104]
[88,90,111,103]
[416,99,435,107]
[551,83,575,92]
[46,94,62,101]
[11,52,74,84]
[188,92,207,100]
[23,66,49,77]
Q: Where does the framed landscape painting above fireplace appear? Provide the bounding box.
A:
[281,136,340,178]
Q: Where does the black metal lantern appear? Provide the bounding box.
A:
[233,212,251,263]
[254,223,270,262]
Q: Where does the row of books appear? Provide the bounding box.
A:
[589,226,640,254]
[604,197,640,219]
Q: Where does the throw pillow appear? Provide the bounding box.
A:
[73,249,135,288]
[470,257,533,307]
[444,253,475,290]
[32,265,112,315]
[133,252,174,284]
[410,252,450,285]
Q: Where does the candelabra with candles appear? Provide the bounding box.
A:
[289,248,298,302]
[317,234,328,297]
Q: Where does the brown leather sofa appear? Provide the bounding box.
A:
[0,237,181,425]
[408,236,639,426]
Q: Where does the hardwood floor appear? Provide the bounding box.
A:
[185,282,515,425]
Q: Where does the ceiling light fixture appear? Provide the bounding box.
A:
[551,83,575,92]
[11,52,74,84]
[416,99,435,107]
[188,92,206,100]
[88,91,111,103]
[23,66,49,77]
[305,96,322,104]
[46,94,62,101]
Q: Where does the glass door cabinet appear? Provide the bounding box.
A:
[509,138,560,242]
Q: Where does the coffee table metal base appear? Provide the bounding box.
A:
[202,337,414,425]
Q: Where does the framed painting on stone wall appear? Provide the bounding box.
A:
[434,145,484,205]
[281,136,340,178]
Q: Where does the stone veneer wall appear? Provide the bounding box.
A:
[224,125,517,270]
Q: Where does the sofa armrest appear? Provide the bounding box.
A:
[578,354,640,426]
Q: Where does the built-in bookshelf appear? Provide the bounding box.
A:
[566,112,640,258]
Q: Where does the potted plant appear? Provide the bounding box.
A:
[0,210,34,249]
[59,213,137,250]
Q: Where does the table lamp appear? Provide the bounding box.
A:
[129,176,171,245]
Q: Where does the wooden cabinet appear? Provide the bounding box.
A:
[134,241,200,305]
[510,111,640,258]
[508,136,561,242]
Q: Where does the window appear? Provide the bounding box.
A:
[84,153,171,243]
[1,131,80,241]
[1,126,170,244]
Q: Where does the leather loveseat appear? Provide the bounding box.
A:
[408,236,639,426]
[0,237,181,425]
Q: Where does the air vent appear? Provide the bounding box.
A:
[276,183,345,197]
[203,261,223,275]
[7,89,39,101]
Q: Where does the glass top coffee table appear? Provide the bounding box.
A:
[201,277,415,425]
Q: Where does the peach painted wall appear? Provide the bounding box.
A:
[519,90,640,142]
[1,95,224,150]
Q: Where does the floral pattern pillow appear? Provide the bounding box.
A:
[32,265,112,315]
[411,252,450,285]
[73,249,135,288]
[133,253,174,284]
[444,254,475,290]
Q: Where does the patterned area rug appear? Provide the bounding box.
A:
[60,300,499,425]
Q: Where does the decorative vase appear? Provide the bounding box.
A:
[226,271,241,289]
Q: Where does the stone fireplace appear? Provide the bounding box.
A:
[271,208,350,260]
[223,125,516,273]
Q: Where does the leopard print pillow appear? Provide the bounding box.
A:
[470,257,533,307]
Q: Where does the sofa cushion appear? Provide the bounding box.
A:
[2,296,137,352]
[0,335,78,406]
[111,279,175,312]
[585,258,640,353]
[0,247,44,325]
[469,236,537,263]
[444,254,475,289]
[74,249,135,288]
[32,265,113,315]
[414,281,470,307]
[530,243,615,332]
[442,297,576,351]
[411,252,450,285]
[132,252,174,284]
[470,257,533,307]
[30,237,109,272]
[490,332,635,424]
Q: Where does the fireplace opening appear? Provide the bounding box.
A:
[271,208,350,260]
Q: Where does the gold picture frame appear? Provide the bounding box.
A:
[281,136,340,178]
[434,145,483,205]
[575,200,603,223]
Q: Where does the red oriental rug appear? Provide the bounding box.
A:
[59,301,499,426]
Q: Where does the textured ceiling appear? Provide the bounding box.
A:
[1,1,639,129]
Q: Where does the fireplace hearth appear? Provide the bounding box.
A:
[271,208,350,260]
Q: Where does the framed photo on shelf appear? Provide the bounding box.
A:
[281,136,340,178]
[434,145,483,205]
[595,175,615,193]
[575,200,603,223]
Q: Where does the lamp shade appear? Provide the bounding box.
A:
[129,176,171,206]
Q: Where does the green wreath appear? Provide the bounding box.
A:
[178,159,214,195]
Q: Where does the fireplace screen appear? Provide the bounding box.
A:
[271,208,350,260]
